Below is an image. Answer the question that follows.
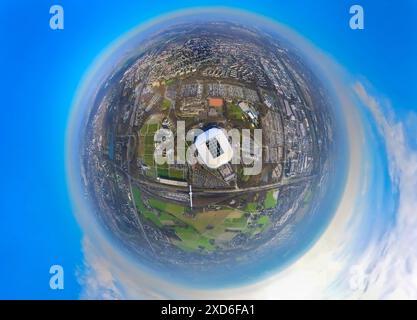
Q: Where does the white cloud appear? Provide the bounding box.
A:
[352,82,417,299]
[78,237,122,300]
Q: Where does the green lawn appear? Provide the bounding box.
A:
[264,190,278,209]
[156,163,169,178]
[224,215,247,229]
[237,167,250,182]
[161,98,171,110]
[133,189,221,253]
[148,123,159,133]
[132,187,186,228]
[245,215,271,236]
[143,154,154,167]
[227,102,245,120]
[155,165,186,181]
[245,202,258,213]
[168,168,185,180]
[148,198,186,215]
[165,79,175,86]
[139,120,161,167]
[257,215,270,226]
[173,226,215,252]
[134,188,276,253]
[132,187,162,227]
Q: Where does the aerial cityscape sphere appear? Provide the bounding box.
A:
[75,15,345,286]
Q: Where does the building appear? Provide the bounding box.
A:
[195,127,233,169]
[208,98,224,108]
[218,163,236,182]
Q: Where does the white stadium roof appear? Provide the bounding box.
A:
[195,128,233,169]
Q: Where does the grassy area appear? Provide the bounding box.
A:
[144,135,154,153]
[134,187,211,251]
[139,116,186,181]
[156,163,169,178]
[133,187,272,251]
[148,123,159,132]
[257,215,270,226]
[161,98,171,110]
[245,215,271,236]
[237,166,250,183]
[143,154,154,167]
[149,200,247,246]
[256,215,271,233]
[133,189,252,252]
[304,188,313,205]
[168,168,185,180]
[227,102,245,120]
[245,202,258,213]
[196,208,245,240]
[155,163,186,181]
[132,187,162,227]
[173,226,215,252]
[224,215,247,229]
[176,208,243,233]
[132,187,187,228]
[139,118,162,167]
[148,198,186,215]
[165,79,175,86]
[213,105,224,114]
[145,196,218,252]
[264,190,278,209]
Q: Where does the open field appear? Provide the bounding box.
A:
[173,226,215,252]
[227,102,245,120]
[264,189,278,209]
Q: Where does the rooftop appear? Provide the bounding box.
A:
[208,98,224,108]
[195,127,233,169]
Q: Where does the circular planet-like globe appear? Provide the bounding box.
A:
[72,15,345,286]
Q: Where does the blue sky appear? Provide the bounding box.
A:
[0,0,416,299]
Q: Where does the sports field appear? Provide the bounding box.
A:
[138,116,186,181]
